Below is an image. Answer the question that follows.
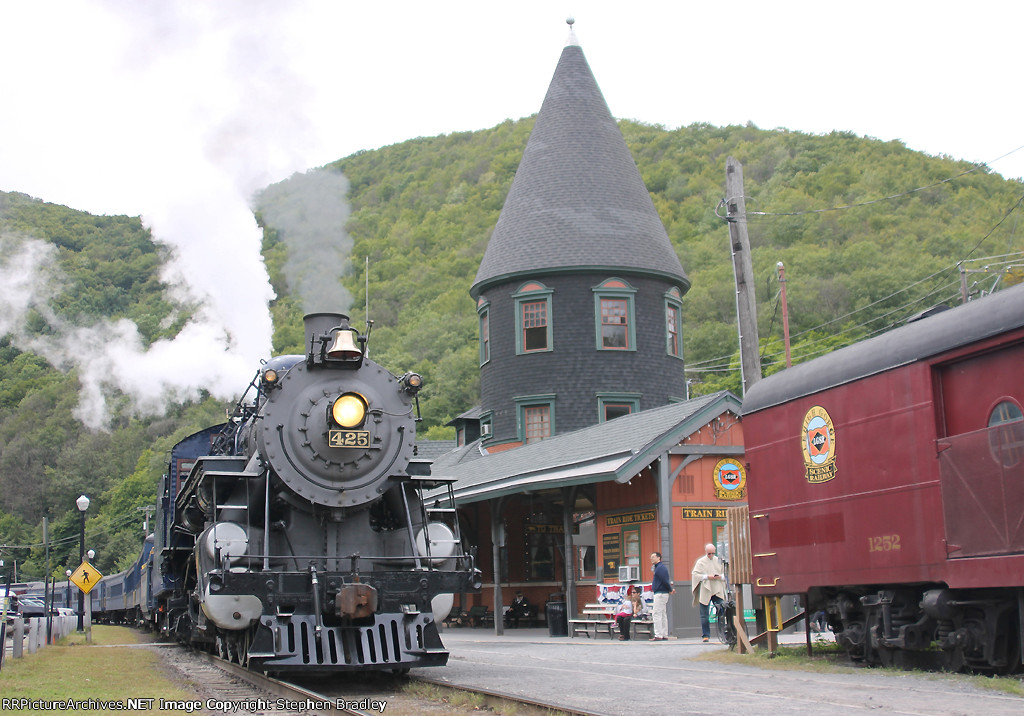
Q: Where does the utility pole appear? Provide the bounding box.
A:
[777,262,792,368]
[725,157,761,394]
[137,505,154,535]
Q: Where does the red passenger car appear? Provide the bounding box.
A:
[742,283,1024,672]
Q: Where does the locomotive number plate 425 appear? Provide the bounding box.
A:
[328,430,370,448]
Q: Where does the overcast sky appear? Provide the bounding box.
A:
[0,0,1021,427]
[2,1,1021,215]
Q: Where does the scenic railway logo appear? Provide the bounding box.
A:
[801,405,837,483]
[712,458,746,500]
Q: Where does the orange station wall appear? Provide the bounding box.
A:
[597,416,745,595]
[454,413,745,620]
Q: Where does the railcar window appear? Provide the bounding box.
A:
[989,400,1023,427]
[988,400,1024,468]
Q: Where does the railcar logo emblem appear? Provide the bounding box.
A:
[712,458,746,500]
[801,406,837,483]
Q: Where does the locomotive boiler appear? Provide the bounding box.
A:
[159,313,480,672]
[743,283,1024,673]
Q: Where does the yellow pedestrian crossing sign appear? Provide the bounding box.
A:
[70,561,103,594]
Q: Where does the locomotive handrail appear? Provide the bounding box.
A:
[221,552,475,567]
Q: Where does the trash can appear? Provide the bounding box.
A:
[546,600,567,637]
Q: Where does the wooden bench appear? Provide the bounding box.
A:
[630,615,654,639]
[465,604,494,627]
[503,604,540,628]
[442,608,468,628]
[569,603,617,639]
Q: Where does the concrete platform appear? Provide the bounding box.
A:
[430,627,1023,716]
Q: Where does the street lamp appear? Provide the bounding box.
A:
[65,569,72,611]
[76,494,90,631]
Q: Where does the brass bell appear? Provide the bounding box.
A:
[326,328,361,360]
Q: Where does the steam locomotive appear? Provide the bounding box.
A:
[743,283,1024,672]
[80,313,480,673]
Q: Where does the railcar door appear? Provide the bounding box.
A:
[935,340,1024,557]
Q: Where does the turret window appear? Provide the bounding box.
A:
[600,299,629,349]
[665,287,684,360]
[593,278,637,352]
[513,282,553,355]
[524,405,550,442]
[515,394,555,443]
[522,301,548,351]
[478,302,490,366]
[598,393,641,422]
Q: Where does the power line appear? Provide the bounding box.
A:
[723,143,1024,220]
[0,508,147,552]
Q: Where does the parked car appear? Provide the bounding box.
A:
[18,598,46,618]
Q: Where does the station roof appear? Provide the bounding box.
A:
[430,391,741,503]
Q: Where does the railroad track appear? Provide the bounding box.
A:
[411,674,606,716]
[158,643,595,715]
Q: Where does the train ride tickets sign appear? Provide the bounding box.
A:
[802,405,837,483]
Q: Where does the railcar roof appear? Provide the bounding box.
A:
[742,283,1024,414]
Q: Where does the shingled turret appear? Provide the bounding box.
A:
[469,21,690,447]
[472,24,688,297]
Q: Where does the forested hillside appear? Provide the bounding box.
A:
[0,192,226,576]
[2,119,1022,579]
[261,118,1023,412]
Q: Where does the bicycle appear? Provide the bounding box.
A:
[712,597,737,646]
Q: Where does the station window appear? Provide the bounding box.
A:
[597,393,641,423]
[593,278,637,351]
[665,287,684,359]
[524,405,551,443]
[515,394,555,443]
[623,527,641,570]
[513,282,553,354]
[526,532,556,580]
[478,304,490,365]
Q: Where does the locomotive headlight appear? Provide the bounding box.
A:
[263,368,279,385]
[401,372,423,394]
[332,393,368,428]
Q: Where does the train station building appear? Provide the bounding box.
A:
[430,22,748,637]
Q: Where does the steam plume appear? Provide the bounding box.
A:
[258,168,354,316]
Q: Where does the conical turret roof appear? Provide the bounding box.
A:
[471,32,688,298]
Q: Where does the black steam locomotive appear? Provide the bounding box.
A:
[149,313,480,672]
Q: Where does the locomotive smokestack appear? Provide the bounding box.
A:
[304,313,364,365]
[304,313,348,351]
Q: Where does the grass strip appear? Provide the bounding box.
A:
[1,625,205,713]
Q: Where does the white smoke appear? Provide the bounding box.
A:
[0,236,61,337]
[0,3,340,429]
[0,234,254,429]
[258,168,354,315]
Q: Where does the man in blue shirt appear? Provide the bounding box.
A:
[649,552,675,640]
